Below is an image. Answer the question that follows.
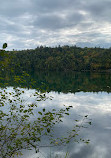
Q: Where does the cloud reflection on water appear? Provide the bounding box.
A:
[16,90,111,158]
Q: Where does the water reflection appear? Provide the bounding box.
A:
[0,70,111,93]
[1,70,111,157]
[18,91,111,158]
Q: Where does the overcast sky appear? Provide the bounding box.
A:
[0,0,111,50]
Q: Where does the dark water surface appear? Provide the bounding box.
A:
[1,71,111,93]
[1,71,111,158]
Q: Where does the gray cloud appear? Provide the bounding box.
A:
[0,0,111,50]
[83,0,111,22]
[33,11,85,31]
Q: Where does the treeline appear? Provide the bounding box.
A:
[3,45,111,72]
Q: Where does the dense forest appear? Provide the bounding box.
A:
[3,45,111,72]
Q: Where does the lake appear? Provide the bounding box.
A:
[1,71,111,158]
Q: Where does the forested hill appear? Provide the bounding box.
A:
[8,46,111,72]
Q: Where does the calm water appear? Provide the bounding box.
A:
[1,71,111,158]
[18,91,111,158]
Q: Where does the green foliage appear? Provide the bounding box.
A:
[0,43,11,71]
[65,152,70,158]
[0,88,91,158]
[7,45,111,72]
[2,43,7,49]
